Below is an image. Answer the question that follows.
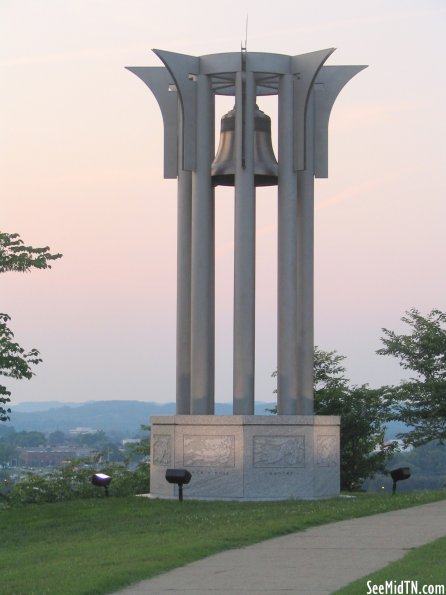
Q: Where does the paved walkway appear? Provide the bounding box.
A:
[114,499,446,595]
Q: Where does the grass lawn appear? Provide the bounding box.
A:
[335,534,446,594]
[1,491,446,595]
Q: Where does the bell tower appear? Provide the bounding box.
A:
[128,48,366,500]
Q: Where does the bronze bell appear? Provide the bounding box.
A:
[211,105,278,187]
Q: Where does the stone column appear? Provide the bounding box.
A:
[176,104,192,414]
[297,92,315,415]
[190,74,215,414]
[277,73,298,415]
[233,69,256,415]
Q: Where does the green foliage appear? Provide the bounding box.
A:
[48,430,66,446]
[2,426,151,506]
[74,429,108,447]
[1,492,445,594]
[123,424,151,464]
[0,232,62,274]
[0,430,48,466]
[0,231,62,421]
[0,313,42,422]
[0,441,17,467]
[377,441,446,491]
[335,534,446,595]
[377,308,446,447]
[271,347,395,490]
[314,347,347,391]
[12,430,46,447]
[104,461,149,496]
[317,384,396,490]
[393,441,446,476]
[7,458,149,507]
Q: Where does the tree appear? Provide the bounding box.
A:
[271,347,395,490]
[377,308,446,447]
[123,424,151,465]
[13,431,47,447]
[0,313,42,422]
[48,431,66,446]
[0,232,61,273]
[1,231,61,421]
[75,430,109,448]
[317,383,396,491]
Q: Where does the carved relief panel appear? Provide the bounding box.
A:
[183,435,235,467]
[152,435,172,466]
[253,436,305,467]
[317,435,338,467]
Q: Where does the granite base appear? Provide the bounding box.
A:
[150,415,340,501]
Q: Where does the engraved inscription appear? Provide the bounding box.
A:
[183,435,235,467]
[317,435,338,467]
[152,435,172,466]
[193,470,231,477]
[265,470,296,476]
[253,436,305,467]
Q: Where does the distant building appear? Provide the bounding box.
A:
[68,427,97,436]
[18,447,93,467]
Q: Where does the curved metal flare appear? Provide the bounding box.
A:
[211,105,278,187]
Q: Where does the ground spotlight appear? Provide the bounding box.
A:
[165,469,192,501]
[390,467,411,495]
[91,473,112,497]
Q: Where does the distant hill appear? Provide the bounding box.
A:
[384,420,409,440]
[6,400,403,440]
[12,401,87,413]
[6,401,275,436]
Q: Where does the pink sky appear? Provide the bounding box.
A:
[1,0,445,405]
